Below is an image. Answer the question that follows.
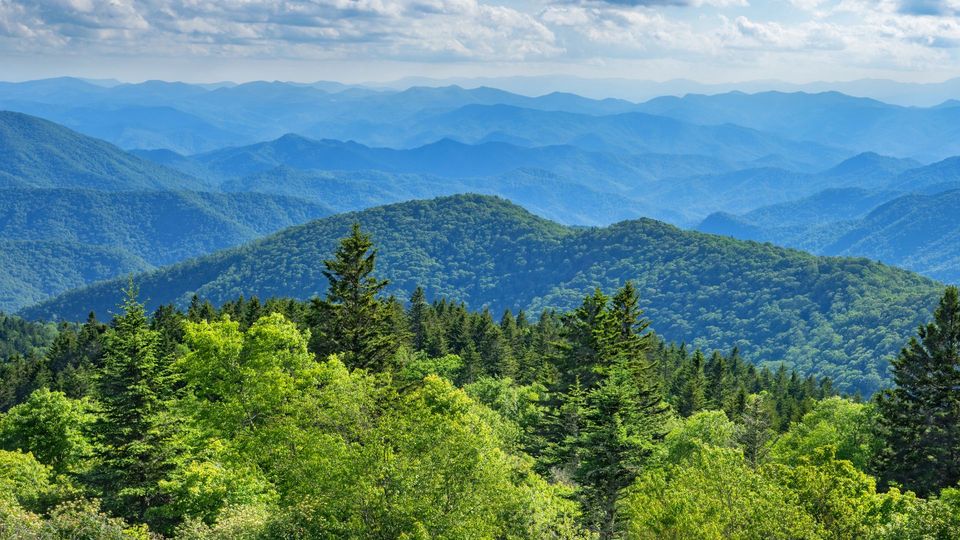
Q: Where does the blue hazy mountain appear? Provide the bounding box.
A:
[0,110,204,191]
[636,152,918,224]
[221,166,685,225]
[379,104,848,170]
[171,134,734,187]
[699,187,960,283]
[636,91,960,161]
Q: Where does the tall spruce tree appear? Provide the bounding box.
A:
[876,286,960,495]
[89,286,178,530]
[570,283,669,538]
[311,223,397,371]
[409,286,429,351]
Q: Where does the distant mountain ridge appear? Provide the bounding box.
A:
[699,187,960,283]
[0,110,203,191]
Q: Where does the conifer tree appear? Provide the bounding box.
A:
[571,283,669,538]
[876,286,960,495]
[312,223,397,371]
[678,350,707,417]
[409,286,429,351]
[89,286,178,530]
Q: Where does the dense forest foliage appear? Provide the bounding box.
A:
[25,195,943,395]
[2,225,959,538]
[0,188,330,311]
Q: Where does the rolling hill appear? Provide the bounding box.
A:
[699,188,960,283]
[0,188,331,311]
[21,194,943,395]
[0,111,203,190]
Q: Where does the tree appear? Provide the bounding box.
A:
[408,286,429,352]
[737,393,773,467]
[677,351,706,417]
[88,286,178,530]
[311,223,398,371]
[570,283,669,538]
[876,286,960,496]
[0,388,93,475]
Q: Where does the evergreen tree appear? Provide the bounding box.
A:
[408,286,429,351]
[572,283,669,538]
[89,286,178,530]
[737,393,773,467]
[678,350,707,417]
[876,286,960,495]
[311,223,397,371]
[705,351,729,411]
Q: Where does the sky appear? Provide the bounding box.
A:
[1,0,960,84]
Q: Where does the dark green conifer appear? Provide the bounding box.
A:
[876,286,960,495]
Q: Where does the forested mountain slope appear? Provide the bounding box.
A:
[0,240,152,313]
[23,194,942,394]
[0,189,331,311]
[0,111,201,190]
[699,189,960,283]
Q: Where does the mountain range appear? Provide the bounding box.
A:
[699,188,960,283]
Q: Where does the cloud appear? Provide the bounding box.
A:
[0,0,561,60]
[560,0,748,7]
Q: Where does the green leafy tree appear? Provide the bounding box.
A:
[876,286,960,495]
[0,388,93,475]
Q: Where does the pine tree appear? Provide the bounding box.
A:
[89,286,178,530]
[312,223,397,371]
[876,286,960,495]
[706,351,729,411]
[737,392,773,467]
[409,286,429,351]
[572,283,669,538]
[678,350,707,417]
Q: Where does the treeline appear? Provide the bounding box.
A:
[1,225,959,538]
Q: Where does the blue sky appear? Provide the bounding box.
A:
[1,0,959,83]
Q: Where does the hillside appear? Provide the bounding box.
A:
[639,153,912,223]
[0,111,202,190]
[0,189,331,311]
[21,194,943,395]
[820,190,960,283]
[0,240,152,313]
[698,188,960,283]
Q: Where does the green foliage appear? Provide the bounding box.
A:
[0,388,93,474]
[772,397,878,470]
[0,449,53,510]
[622,444,818,540]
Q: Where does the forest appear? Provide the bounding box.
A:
[2,224,959,539]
